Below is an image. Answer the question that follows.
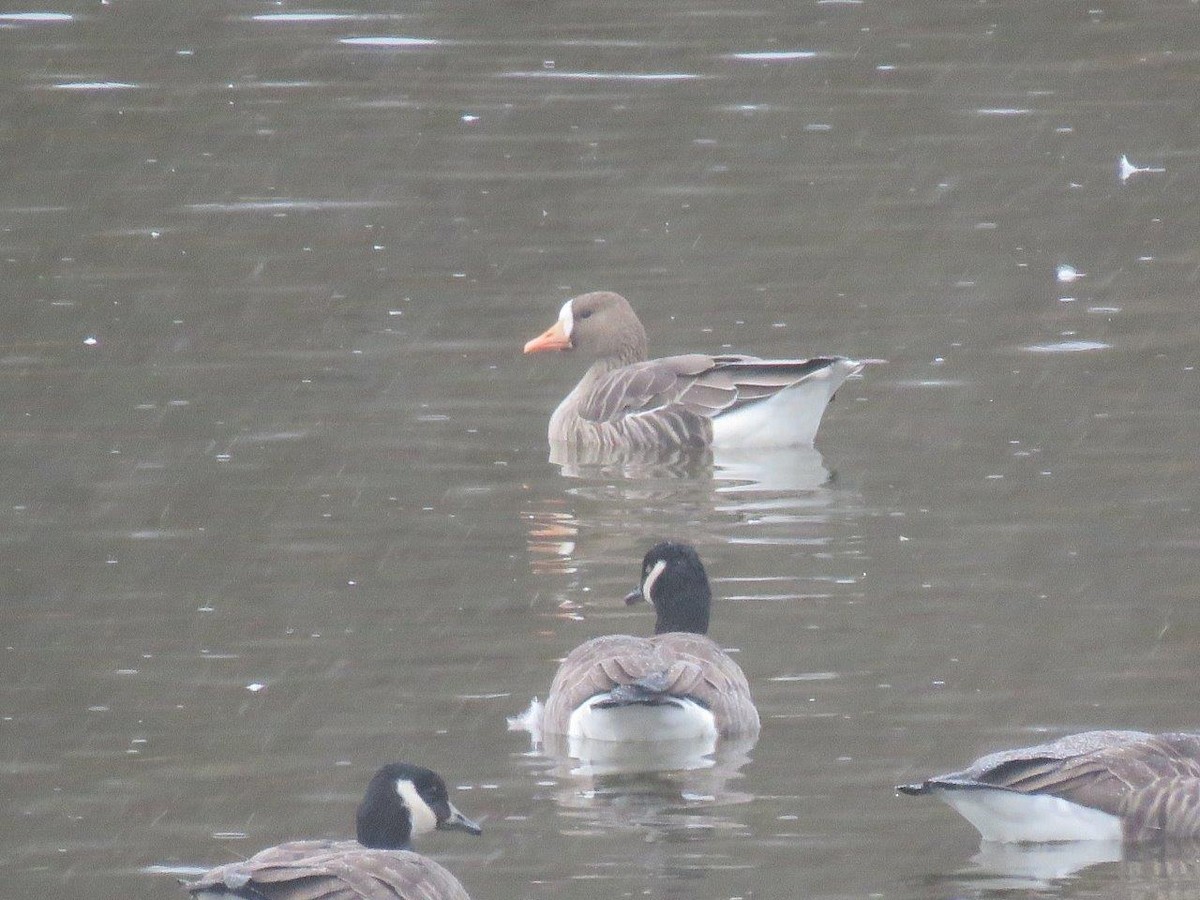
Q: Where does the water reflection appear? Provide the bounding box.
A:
[711,446,830,494]
[528,444,846,580]
[957,841,1125,891]
[523,734,756,821]
[548,442,830,493]
[512,715,757,900]
[544,733,719,777]
[940,841,1200,898]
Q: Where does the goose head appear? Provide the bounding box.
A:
[355,762,482,850]
[623,541,712,636]
[523,291,648,363]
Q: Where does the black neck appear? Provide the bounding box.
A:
[653,574,711,635]
[356,781,411,850]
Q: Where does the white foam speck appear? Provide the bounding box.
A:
[1118,154,1165,182]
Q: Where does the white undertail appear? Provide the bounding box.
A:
[711,359,861,449]
[934,787,1124,843]
[567,694,718,743]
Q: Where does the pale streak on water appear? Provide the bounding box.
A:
[1,2,1199,899]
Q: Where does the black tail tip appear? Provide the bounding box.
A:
[895,782,929,796]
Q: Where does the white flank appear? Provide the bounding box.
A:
[711,359,861,449]
[567,694,717,743]
[395,778,438,835]
[936,788,1123,843]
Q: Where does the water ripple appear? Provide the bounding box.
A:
[250,13,361,22]
[0,12,73,22]
[339,36,441,48]
[48,81,139,91]
[499,70,704,82]
[184,199,396,213]
[729,50,817,62]
[1023,340,1111,353]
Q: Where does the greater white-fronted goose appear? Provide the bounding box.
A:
[898,730,1200,843]
[541,541,760,742]
[523,291,862,451]
[184,762,481,900]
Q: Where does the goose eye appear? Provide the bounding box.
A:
[578,309,593,320]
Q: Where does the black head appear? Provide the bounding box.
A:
[356,762,482,850]
[623,541,712,635]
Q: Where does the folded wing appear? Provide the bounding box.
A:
[185,840,471,900]
[542,633,759,737]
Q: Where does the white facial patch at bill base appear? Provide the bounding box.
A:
[395,778,438,835]
[641,559,667,602]
[558,299,574,340]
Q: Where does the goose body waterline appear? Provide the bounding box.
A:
[898,730,1200,843]
[523,291,861,451]
[183,762,481,900]
[541,542,760,743]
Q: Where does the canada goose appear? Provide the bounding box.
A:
[541,541,760,742]
[523,291,862,451]
[897,730,1200,843]
[183,762,482,899]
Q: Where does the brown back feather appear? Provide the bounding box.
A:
[541,633,759,737]
[185,840,471,900]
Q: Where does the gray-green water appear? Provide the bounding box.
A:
[2,2,1199,898]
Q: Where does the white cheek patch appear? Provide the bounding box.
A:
[558,299,574,339]
[395,778,437,835]
[641,559,667,602]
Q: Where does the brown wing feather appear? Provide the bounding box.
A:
[541,633,759,737]
[577,356,715,423]
[954,731,1200,841]
[1058,734,1200,840]
[578,355,844,425]
[185,840,471,900]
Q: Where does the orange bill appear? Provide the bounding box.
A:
[523,319,571,353]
